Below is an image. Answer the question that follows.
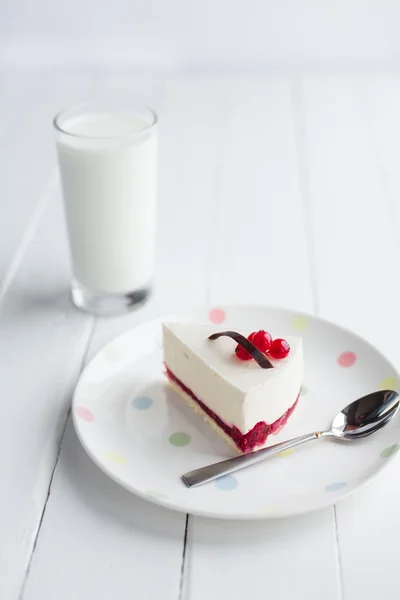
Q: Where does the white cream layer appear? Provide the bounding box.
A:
[162,323,303,433]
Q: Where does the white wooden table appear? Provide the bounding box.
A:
[1,68,400,600]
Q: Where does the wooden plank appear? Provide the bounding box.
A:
[156,75,225,307]
[0,69,37,144]
[188,77,340,600]
[362,75,400,240]
[21,419,186,600]
[300,74,400,600]
[186,511,339,600]
[333,459,400,600]
[298,74,400,357]
[0,195,94,600]
[0,69,120,600]
[208,77,314,311]
[22,75,225,600]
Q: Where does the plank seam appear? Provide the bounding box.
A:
[290,78,320,316]
[178,514,190,600]
[359,80,400,249]
[0,171,58,308]
[18,315,97,600]
[205,86,229,308]
[291,76,344,600]
[333,505,345,600]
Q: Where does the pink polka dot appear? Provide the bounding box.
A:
[75,406,94,421]
[209,308,226,324]
[338,352,357,367]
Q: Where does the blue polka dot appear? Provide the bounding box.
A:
[132,396,153,410]
[326,482,347,492]
[215,475,238,491]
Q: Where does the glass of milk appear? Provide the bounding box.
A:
[53,102,158,315]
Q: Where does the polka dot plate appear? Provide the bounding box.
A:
[72,306,400,519]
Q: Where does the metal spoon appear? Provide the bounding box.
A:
[182,389,399,488]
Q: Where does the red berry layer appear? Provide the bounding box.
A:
[165,366,300,453]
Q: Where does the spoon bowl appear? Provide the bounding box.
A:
[330,389,400,440]
[182,389,400,488]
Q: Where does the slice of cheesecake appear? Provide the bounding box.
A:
[163,322,303,453]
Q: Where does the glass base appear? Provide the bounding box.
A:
[71,282,151,316]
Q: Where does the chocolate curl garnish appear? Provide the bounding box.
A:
[208,331,274,369]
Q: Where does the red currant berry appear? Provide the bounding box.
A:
[235,344,252,361]
[250,330,273,353]
[269,338,290,359]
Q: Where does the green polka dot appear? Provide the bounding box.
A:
[379,376,398,391]
[292,314,309,331]
[277,448,294,458]
[301,385,308,395]
[169,432,191,447]
[380,444,400,458]
[103,345,121,362]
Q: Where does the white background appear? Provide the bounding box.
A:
[2,0,400,68]
[2,2,400,600]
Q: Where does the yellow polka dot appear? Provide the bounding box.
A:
[106,452,126,464]
[277,447,294,458]
[379,376,398,391]
[103,345,122,362]
[292,314,309,331]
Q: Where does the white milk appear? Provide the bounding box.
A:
[56,112,157,295]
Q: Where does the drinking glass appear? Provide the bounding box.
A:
[54,102,158,315]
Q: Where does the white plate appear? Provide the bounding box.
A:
[72,306,400,519]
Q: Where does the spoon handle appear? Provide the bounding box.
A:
[182,431,324,488]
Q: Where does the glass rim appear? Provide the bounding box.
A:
[53,102,158,140]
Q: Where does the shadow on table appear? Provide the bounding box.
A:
[0,282,82,325]
[60,413,330,544]
[59,416,185,540]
